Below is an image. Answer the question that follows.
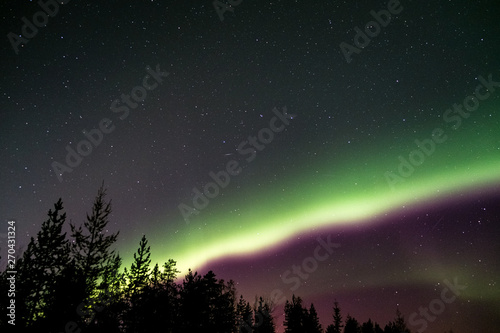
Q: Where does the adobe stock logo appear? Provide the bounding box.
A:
[238,234,341,333]
[7,0,70,55]
[270,235,341,305]
[52,64,168,182]
[384,73,500,190]
[409,278,467,333]
[178,106,294,224]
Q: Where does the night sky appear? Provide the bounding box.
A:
[1,1,500,332]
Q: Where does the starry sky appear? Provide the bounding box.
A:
[1,0,499,332]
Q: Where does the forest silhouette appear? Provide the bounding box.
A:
[1,186,453,333]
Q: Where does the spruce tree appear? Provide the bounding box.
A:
[123,234,152,332]
[237,295,253,332]
[69,185,119,324]
[284,295,305,332]
[125,234,151,296]
[394,308,410,333]
[89,253,124,333]
[254,296,276,333]
[384,308,410,333]
[17,198,70,329]
[179,269,203,331]
[344,314,361,333]
[327,300,344,333]
[361,319,375,333]
[304,303,322,333]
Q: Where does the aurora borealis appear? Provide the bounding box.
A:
[1,0,500,332]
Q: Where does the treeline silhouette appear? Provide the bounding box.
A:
[1,186,448,333]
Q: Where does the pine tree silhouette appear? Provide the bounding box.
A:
[70,185,120,324]
[304,303,323,333]
[254,296,276,333]
[128,259,180,333]
[384,308,411,333]
[327,301,344,333]
[17,198,70,331]
[237,295,254,332]
[178,269,237,333]
[125,234,151,296]
[284,294,305,332]
[0,185,449,333]
[122,234,152,332]
[361,318,376,333]
[344,314,361,333]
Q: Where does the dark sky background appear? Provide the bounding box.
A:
[1,0,500,332]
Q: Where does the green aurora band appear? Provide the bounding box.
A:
[128,100,499,304]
